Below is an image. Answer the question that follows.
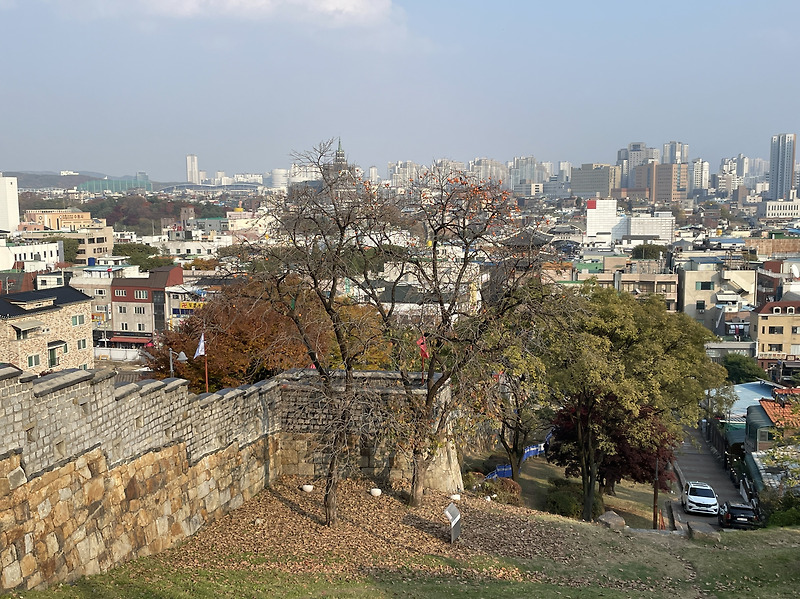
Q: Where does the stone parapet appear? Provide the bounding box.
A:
[0,367,461,592]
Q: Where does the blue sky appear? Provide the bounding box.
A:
[0,0,797,181]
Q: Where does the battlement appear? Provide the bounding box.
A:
[0,366,460,592]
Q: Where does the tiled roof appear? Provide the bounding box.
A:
[0,286,91,318]
[754,301,800,315]
[759,399,800,428]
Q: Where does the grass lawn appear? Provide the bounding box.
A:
[467,450,667,529]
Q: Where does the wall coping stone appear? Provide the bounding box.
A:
[136,379,167,396]
[19,371,38,383]
[33,369,94,397]
[114,383,140,401]
[91,369,118,384]
[0,363,23,382]
[162,378,190,392]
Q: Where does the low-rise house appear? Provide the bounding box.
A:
[0,286,94,373]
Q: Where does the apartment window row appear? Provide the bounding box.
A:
[771,306,796,314]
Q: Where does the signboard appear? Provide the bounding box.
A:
[444,503,461,543]
[179,301,205,310]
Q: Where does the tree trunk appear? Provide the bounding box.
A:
[510,453,522,482]
[324,450,339,526]
[409,451,430,507]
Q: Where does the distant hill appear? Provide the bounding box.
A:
[3,171,97,189]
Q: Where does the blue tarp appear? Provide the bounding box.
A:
[485,430,553,479]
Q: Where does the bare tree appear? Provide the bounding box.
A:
[246,141,546,512]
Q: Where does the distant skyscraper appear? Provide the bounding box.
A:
[616,142,659,187]
[662,141,689,164]
[186,154,200,184]
[768,133,796,200]
[689,159,709,196]
[0,175,20,233]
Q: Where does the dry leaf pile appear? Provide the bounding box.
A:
[164,477,579,580]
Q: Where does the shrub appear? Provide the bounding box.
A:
[462,471,485,490]
[544,478,604,519]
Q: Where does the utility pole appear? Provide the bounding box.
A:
[652,457,659,529]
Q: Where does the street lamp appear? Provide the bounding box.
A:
[168,347,188,378]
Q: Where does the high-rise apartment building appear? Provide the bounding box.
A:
[689,159,710,196]
[0,175,20,234]
[633,163,688,204]
[768,133,796,200]
[186,154,200,184]
[616,142,660,187]
[662,141,689,164]
[571,164,622,199]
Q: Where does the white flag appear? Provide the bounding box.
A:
[194,333,205,359]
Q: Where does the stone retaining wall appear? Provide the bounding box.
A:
[0,366,461,592]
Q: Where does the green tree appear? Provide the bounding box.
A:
[114,242,174,271]
[630,244,667,260]
[722,353,767,384]
[42,237,80,263]
[541,285,726,521]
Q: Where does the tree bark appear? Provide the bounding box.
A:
[324,450,339,526]
[409,451,431,507]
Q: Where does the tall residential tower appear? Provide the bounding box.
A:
[768,133,796,200]
[186,154,200,184]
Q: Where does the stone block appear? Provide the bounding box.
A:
[597,510,626,530]
[7,467,27,492]
[688,521,721,542]
[1,560,22,589]
[20,552,37,578]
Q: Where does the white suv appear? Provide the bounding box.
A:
[681,481,719,515]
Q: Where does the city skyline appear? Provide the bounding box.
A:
[0,1,797,181]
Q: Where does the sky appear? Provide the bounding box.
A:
[0,0,798,182]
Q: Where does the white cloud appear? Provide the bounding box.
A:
[58,0,396,27]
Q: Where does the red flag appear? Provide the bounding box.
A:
[416,335,430,359]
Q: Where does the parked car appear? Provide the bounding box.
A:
[718,501,759,529]
[681,481,719,515]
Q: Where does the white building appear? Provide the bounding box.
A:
[186,155,200,185]
[689,159,710,195]
[0,175,20,234]
[0,238,61,271]
[585,199,674,246]
[662,141,689,164]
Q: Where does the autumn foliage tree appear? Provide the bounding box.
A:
[147,280,330,392]
[541,284,726,521]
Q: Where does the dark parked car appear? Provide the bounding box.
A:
[717,501,759,529]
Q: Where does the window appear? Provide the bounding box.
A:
[77,339,87,350]
[137,323,146,332]
[95,289,106,296]
[695,300,706,312]
[793,327,800,334]
[118,306,127,314]
[134,290,148,299]
[71,314,85,326]
[769,326,784,335]
[773,307,782,314]
[120,323,129,331]
[696,281,714,290]
[768,343,783,351]
[27,354,40,368]
[15,329,29,341]
[789,307,796,314]
[114,289,126,297]
[134,306,145,314]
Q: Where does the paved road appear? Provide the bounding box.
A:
[674,426,744,529]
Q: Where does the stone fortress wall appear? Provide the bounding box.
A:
[0,367,462,592]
